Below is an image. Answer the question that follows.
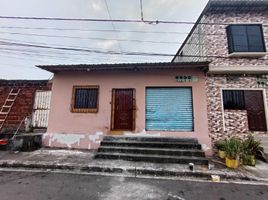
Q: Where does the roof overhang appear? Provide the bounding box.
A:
[207,0,268,12]
[36,62,210,73]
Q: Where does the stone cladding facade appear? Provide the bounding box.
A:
[175,8,268,143]
[206,74,268,143]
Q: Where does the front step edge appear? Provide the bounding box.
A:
[95,152,208,165]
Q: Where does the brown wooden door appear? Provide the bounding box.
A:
[245,91,267,131]
[112,89,135,131]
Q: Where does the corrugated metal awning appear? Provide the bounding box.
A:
[36,62,209,73]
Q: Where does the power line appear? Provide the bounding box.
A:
[0,48,79,60]
[3,15,267,26]
[0,37,112,53]
[0,40,175,57]
[0,32,216,47]
[0,26,192,35]
[0,37,177,61]
[0,30,179,44]
[0,51,50,63]
[1,39,268,61]
[140,0,144,21]
[0,15,188,24]
[0,46,152,62]
[103,0,123,52]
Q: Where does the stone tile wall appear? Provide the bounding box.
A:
[204,10,268,67]
[206,75,268,143]
[204,10,268,142]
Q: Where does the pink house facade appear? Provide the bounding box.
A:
[37,62,212,155]
[36,0,268,156]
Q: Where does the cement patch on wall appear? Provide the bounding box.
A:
[42,132,103,149]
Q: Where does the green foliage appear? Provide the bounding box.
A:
[225,137,242,160]
[242,135,267,163]
[215,139,227,151]
[242,155,256,166]
[216,135,267,165]
[242,135,262,156]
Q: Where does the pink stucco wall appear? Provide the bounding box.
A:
[43,69,212,154]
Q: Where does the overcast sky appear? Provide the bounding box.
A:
[0,0,209,80]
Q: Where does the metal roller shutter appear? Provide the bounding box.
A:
[146,87,193,131]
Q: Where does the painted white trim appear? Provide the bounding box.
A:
[228,52,267,58]
[222,88,264,91]
[220,88,268,132]
[262,90,268,131]
[228,22,263,25]
[208,65,268,74]
[220,88,226,132]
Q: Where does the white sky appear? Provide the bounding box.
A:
[0,0,209,80]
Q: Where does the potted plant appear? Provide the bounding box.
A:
[215,139,227,159]
[242,135,264,166]
[225,137,242,169]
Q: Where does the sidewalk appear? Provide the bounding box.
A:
[0,148,267,183]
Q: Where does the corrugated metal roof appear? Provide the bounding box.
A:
[36,62,209,73]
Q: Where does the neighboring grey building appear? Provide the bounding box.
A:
[173,0,268,144]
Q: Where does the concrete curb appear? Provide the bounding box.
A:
[0,160,261,182]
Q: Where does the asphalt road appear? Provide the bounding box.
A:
[0,170,267,200]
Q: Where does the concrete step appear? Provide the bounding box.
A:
[255,136,268,142]
[95,152,208,165]
[103,136,198,144]
[260,141,268,147]
[98,146,205,157]
[263,147,268,154]
[100,141,202,150]
[254,136,268,154]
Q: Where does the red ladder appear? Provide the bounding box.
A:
[0,88,21,131]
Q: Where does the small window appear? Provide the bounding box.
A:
[71,86,99,113]
[226,24,266,54]
[223,90,245,110]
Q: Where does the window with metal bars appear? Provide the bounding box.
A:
[71,86,99,113]
[226,24,266,54]
[223,90,245,110]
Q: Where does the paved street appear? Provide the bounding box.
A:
[0,170,267,200]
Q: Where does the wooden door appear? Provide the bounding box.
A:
[245,91,267,131]
[112,89,135,131]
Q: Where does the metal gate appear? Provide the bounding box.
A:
[146,87,193,131]
[32,90,51,128]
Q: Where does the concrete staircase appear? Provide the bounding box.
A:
[95,136,208,165]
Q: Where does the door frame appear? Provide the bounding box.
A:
[220,88,268,132]
[110,88,136,131]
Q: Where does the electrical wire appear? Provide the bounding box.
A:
[1,39,268,61]
[140,0,144,21]
[0,30,178,44]
[0,25,192,35]
[1,15,268,27]
[104,0,123,52]
[0,40,174,57]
